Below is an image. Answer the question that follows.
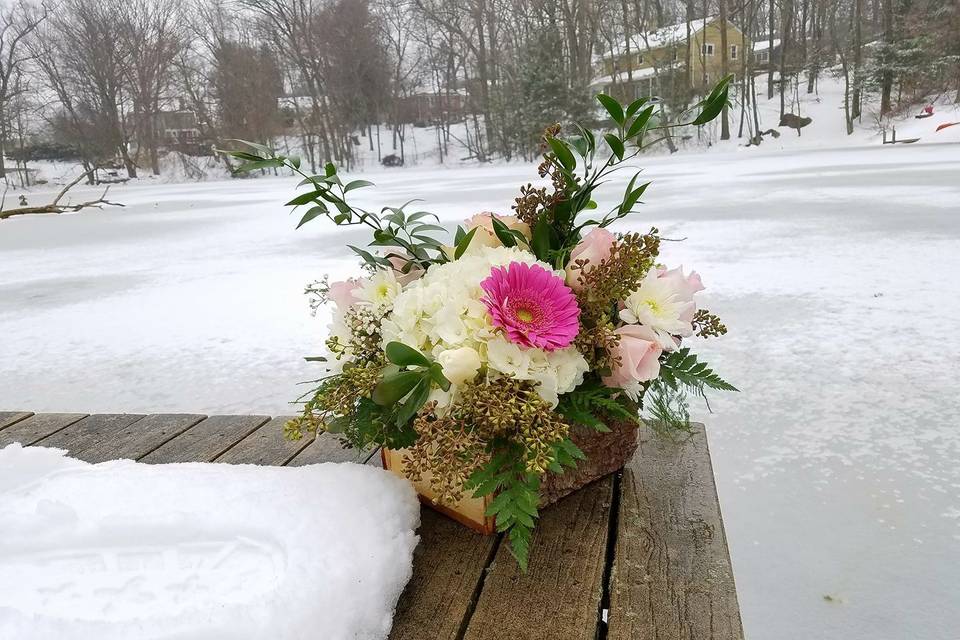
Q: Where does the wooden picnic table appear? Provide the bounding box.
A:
[0,410,743,639]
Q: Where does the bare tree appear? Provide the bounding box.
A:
[34,0,139,178]
[718,0,730,140]
[0,0,45,180]
[120,0,183,176]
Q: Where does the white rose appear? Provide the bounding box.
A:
[436,346,482,385]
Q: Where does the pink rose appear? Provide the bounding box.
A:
[327,279,361,311]
[657,266,704,324]
[602,324,663,388]
[464,212,531,249]
[565,228,617,292]
[385,253,424,285]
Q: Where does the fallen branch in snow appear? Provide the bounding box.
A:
[0,171,125,220]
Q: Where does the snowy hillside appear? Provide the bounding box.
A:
[14,72,958,192]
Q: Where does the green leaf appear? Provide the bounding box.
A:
[530,218,552,261]
[226,150,263,162]
[344,179,375,193]
[228,138,275,158]
[348,245,391,267]
[604,133,624,160]
[621,180,651,214]
[626,105,656,138]
[490,216,517,248]
[429,363,452,392]
[324,162,337,177]
[692,74,733,126]
[296,205,328,229]
[236,158,283,172]
[454,226,478,259]
[394,378,431,426]
[286,190,325,206]
[372,370,424,406]
[625,97,649,119]
[385,342,431,368]
[596,93,625,126]
[547,137,576,171]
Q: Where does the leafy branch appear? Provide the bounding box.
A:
[218,140,449,270]
[530,75,734,269]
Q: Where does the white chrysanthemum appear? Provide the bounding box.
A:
[620,269,695,347]
[356,268,403,313]
[381,246,587,407]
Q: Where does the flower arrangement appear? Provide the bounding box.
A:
[225,78,737,570]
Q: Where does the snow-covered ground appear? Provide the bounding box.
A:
[2,133,959,637]
[0,444,420,639]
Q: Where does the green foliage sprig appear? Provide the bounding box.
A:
[219,141,448,271]
[372,342,451,434]
[527,74,734,270]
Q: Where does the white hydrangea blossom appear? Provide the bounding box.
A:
[381,246,588,407]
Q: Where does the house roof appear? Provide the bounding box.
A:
[597,16,719,61]
[590,63,678,87]
[752,38,781,52]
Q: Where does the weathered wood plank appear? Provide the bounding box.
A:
[607,423,743,640]
[389,509,499,640]
[285,432,373,466]
[0,412,33,431]
[37,414,147,455]
[79,414,207,463]
[139,415,269,464]
[0,413,87,447]
[215,416,310,465]
[378,446,502,640]
[461,477,614,640]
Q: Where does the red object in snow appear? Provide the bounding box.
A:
[935,122,959,132]
[924,105,934,115]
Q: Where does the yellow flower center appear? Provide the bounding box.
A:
[644,298,661,314]
[516,308,534,323]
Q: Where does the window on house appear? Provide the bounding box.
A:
[730,45,738,60]
[702,43,715,56]
[757,50,769,62]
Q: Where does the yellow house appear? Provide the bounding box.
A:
[592,16,749,102]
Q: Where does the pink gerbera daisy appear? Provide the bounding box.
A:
[480,261,580,351]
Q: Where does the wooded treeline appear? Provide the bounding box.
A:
[0,0,956,182]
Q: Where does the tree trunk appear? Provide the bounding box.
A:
[685,0,693,95]
[879,0,894,114]
[851,0,863,120]
[767,0,775,99]
[719,0,730,140]
[779,0,793,119]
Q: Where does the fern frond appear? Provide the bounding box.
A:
[659,347,738,392]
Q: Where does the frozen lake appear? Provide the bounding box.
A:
[2,141,959,638]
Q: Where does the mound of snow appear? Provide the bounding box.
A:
[0,444,420,640]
